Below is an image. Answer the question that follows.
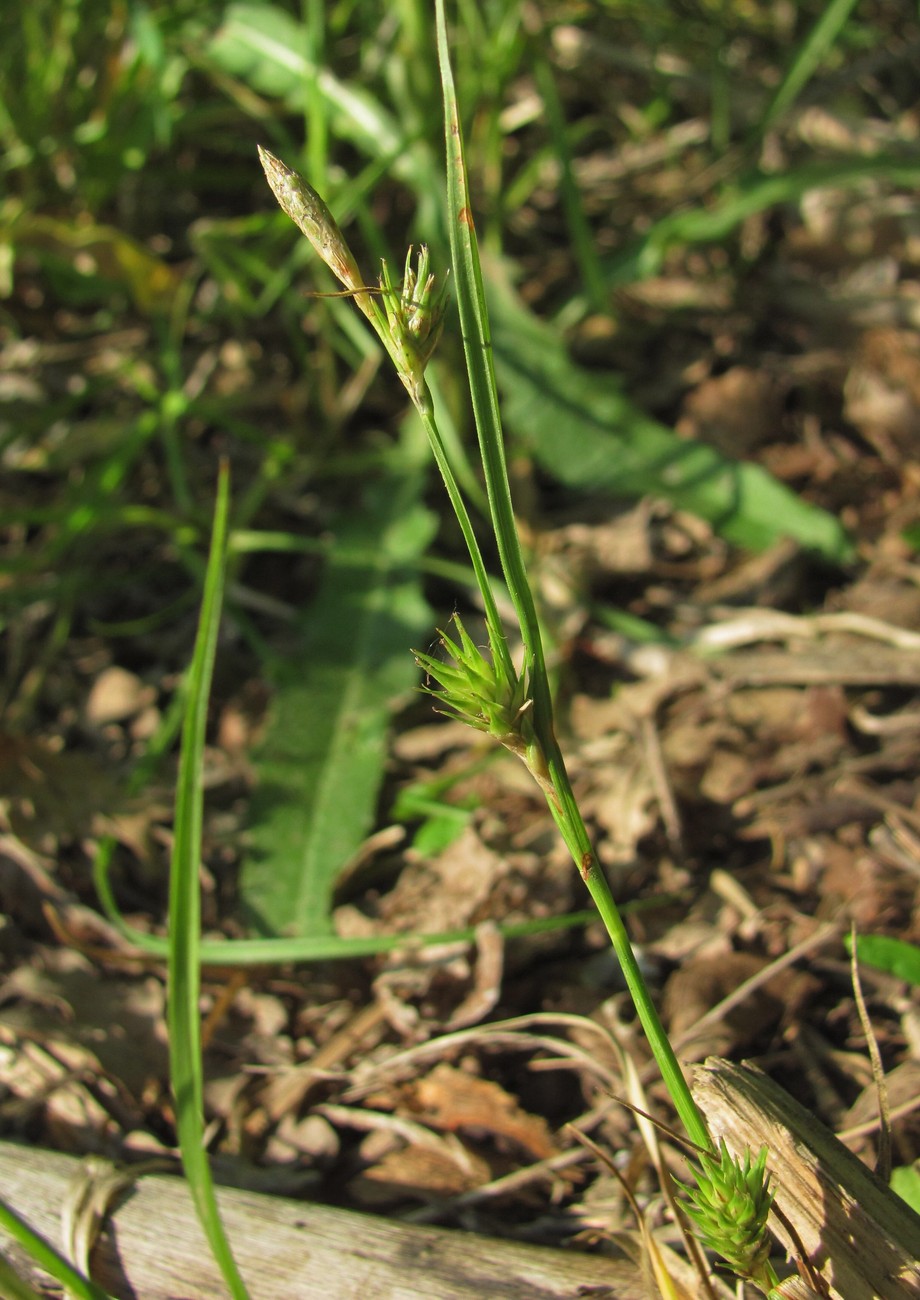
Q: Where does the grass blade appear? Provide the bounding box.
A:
[607,156,920,287]
[761,0,861,136]
[167,462,249,1300]
[435,0,544,678]
[529,34,605,312]
[0,1196,111,1300]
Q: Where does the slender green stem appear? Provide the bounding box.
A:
[167,463,250,1299]
[435,0,711,1154]
[561,796,713,1152]
[416,388,512,679]
[416,379,711,1153]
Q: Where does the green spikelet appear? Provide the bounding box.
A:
[414,614,556,795]
[414,614,528,748]
[680,1140,778,1290]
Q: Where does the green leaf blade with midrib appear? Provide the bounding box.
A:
[486,263,854,564]
[239,455,435,938]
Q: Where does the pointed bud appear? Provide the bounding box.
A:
[258,146,372,314]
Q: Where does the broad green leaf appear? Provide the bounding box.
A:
[891,1165,920,1215]
[853,934,920,986]
[486,265,853,563]
[206,3,312,106]
[238,444,435,937]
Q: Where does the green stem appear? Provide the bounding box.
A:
[415,386,514,682]
[435,0,711,1155]
[442,343,711,1143]
[418,379,710,1151]
[547,765,712,1153]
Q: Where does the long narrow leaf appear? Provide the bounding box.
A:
[607,156,920,287]
[167,462,249,1300]
[0,1198,111,1300]
[88,906,599,964]
[761,0,860,135]
[435,0,544,677]
[530,41,605,312]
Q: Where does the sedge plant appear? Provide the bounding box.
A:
[256,3,785,1292]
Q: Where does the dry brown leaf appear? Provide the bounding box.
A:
[663,952,818,1059]
[591,749,658,867]
[402,1062,558,1163]
[350,1139,491,1205]
[678,365,785,456]
[84,666,156,726]
[0,949,167,1096]
[0,733,124,849]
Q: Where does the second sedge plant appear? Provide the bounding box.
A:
[258,5,783,1292]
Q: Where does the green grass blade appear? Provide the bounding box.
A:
[530,39,605,313]
[0,1254,44,1300]
[76,909,601,966]
[0,1197,112,1300]
[238,439,435,936]
[761,0,860,136]
[425,364,490,515]
[607,156,920,287]
[167,462,249,1300]
[486,263,853,563]
[435,0,544,686]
